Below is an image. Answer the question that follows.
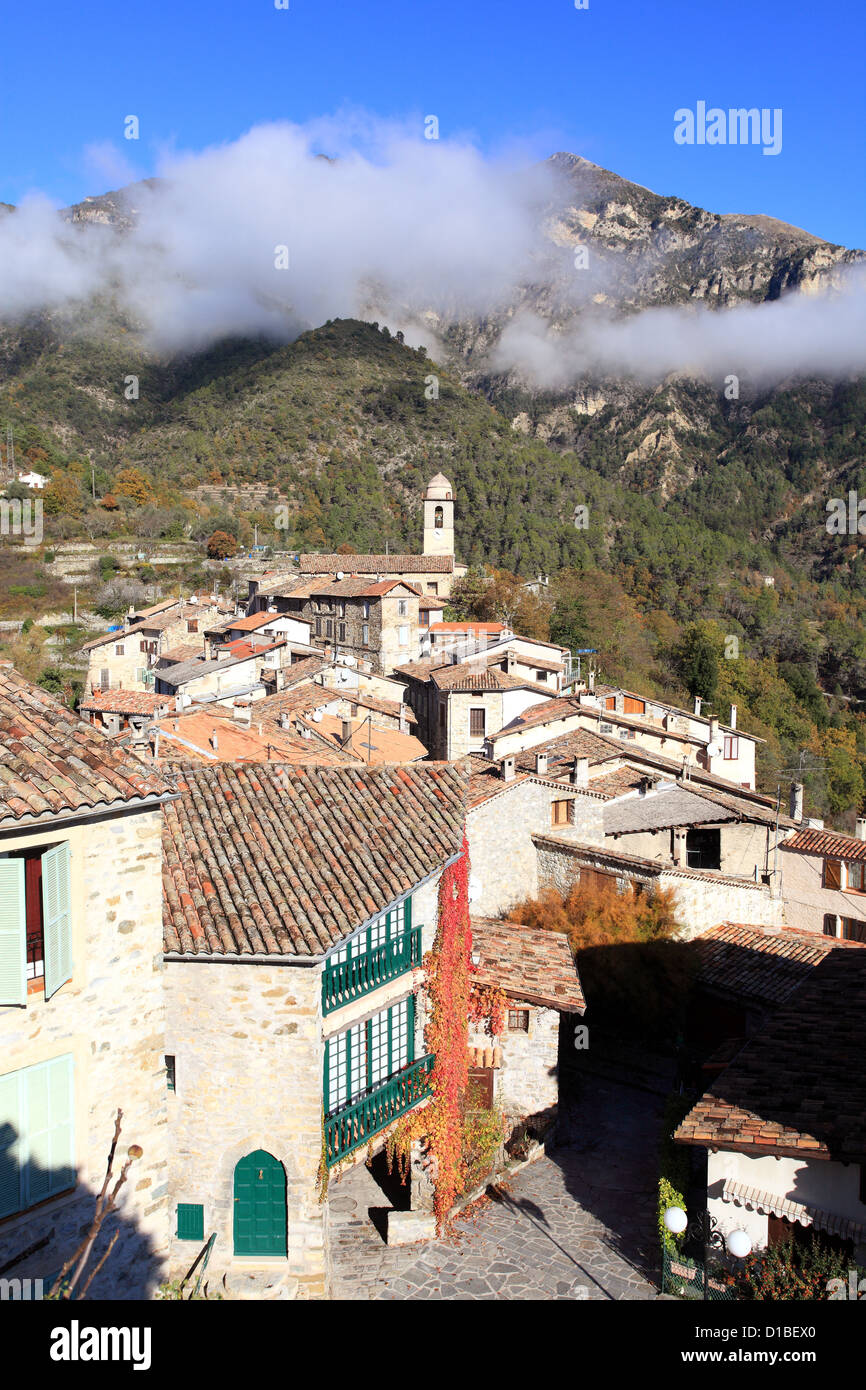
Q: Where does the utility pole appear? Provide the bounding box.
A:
[73,587,78,624]
[91,464,96,502]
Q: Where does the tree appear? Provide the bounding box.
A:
[113,467,154,506]
[206,530,237,560]
[675,622,721,705]
[42,473,84,518]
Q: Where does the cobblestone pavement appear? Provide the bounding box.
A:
[329,1073,662,1300]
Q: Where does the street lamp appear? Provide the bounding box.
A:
[663,1206,752,1299]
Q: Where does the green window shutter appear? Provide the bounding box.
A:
[0,1067,23,1218]
[0,858,26,1007]
[323,1038,330,1116]
[407,993,416,1064]
[404,895,412,933]
[42,844,72,1001]
[177,1203,204,1241]
[24,1055,75,1207]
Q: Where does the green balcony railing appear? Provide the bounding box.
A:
[322,926,422,1015]
[325,1054,434,1167]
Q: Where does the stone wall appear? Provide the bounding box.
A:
[164,959,327,1298]
[0,806,169,1299]
[469,782,604,918]
[496,1005,560,1124]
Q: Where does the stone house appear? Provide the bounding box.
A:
[589,687,758,788]
[78,689,175,735]
[675,946,866,1262]
[160,761,466,1297]
[204,609,313,657]
[0,666,175,1298]
[250,576,421,677]
[82,596,234,697]
[153,641,290,705]
[467,918,585,1140]
[396,657,552,760]
[779,823,866,941]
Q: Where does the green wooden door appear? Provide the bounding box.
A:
[233,1150,287,1256]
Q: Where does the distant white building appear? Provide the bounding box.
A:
[17,471,47,490]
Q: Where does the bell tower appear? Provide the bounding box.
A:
[423,473,455,557]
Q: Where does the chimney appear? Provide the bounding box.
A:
[501,755,516,782]
[505,651,516,673]
[571,757,589,787]
[588,669,595,693]
[790,782,804,822]
[694,696,702,716]
[341,718,353,745]
[210,731,218,751]
[855,817,866,842]
[535,751,548,777]
[399,705,409,734]
[730,704,737,730]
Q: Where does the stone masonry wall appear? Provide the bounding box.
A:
[164,959,326,1298]
[0,807,169,1299]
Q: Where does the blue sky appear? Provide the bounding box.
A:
[2,0,863,246]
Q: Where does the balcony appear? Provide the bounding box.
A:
[325,1054,434,1167]
[322,926,422,1015]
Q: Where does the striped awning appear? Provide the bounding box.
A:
[722,1179,866,1244]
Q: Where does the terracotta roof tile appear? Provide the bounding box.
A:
[162,761,467,957]
[299,553,453,574]
[470,917,585,1012]
[675,948,866,1161]
[0,665,173,826]
[782,826,866,863]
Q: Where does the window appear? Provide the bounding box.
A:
[99,669,110,690]
[508,1009,530,1032]
[186,620,198,634]
[362,624,369,646]
[176,1203,204,1241]
[824,858,842,890]
[337,603,345,618]
[846,862,866,893]
[398,625,409,646]
[469,708,486,739]
[434,505,444,529]
[551,800,570,828]
[397,599,408,618]
[0,842,72,1005]
[326,620,333,639]
[686,828,721,871]
[165,1056,176,1092]
[536,670,547,683]
[350,703,358,717]
[842,917,866,942]
[315,617,322,637]
[362,601,370,619]
[0,1054,75,1218]
[338,623,347,642]
[723,735,739,760]
[438,702,445,728]
[114,645,125,657]
[426,583,438,595]
[324,995,415,1116]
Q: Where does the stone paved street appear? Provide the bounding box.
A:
[329,1073,663,1300]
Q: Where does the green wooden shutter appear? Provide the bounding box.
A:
[404,894,412,934]
[0,858,26,1007]
[407,993,416,1064]
[0,1067,23,1218]
[24,1055,75,1206]
[42,844,72,1000]
[177,1203,204,1241]
[323,1038,330,1115]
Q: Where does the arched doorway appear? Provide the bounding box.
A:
[233,1150,287,1256]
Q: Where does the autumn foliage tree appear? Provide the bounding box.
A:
[206,530,237,560]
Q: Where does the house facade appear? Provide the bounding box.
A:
[161,761,467,1296]
[780,824,866,941]
[0,667,175,1298]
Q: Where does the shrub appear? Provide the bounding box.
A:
[206,530,237,560]
[738,1231,866,1301]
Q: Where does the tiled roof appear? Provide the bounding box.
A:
[221,611,288,633]
[781,826,866,863]
[153,710,356,768]
[511,727,627,775]
[675,948,866,1161]
[431,665,550,695]
[299,553,453,574]
[604,784,739,835]
[470,917,585,1013]
[0,665,173,826]
[79,690,173,717]
[157,643,201,666]
[312,715,427,765]
[418,596,446,611]
[218,637,284,661]
[162,762,467,956]
[691,922,837,1007]
[429,622,506,634]
[344,691,417,724]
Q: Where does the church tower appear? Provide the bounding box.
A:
[422,473,455,557]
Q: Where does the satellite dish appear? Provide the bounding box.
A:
[336,571,344,580]
[707,742,723,758]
